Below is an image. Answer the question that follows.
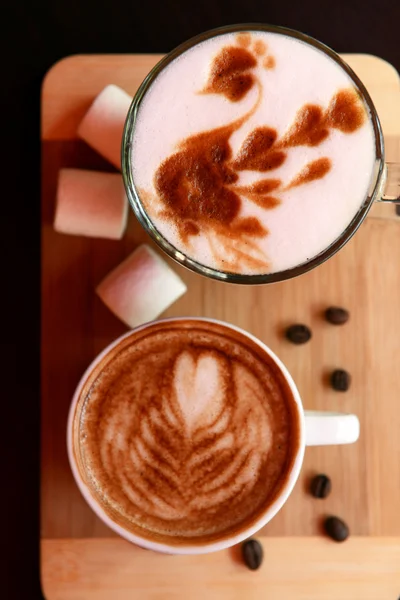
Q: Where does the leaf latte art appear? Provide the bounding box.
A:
[75,321,300,545]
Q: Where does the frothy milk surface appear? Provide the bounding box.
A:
[75,320,300,545]
[130,31,376,274]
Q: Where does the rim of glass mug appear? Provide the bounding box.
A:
[122,23,385,284]
[67,317,306,555]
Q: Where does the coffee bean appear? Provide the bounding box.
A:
[310,474,332,498]
[325,306,349,325]
[242,539,263,570]
[324,516,349,542]
[285,324,312,344]
[396,204,400,216]
[331,369,351,391]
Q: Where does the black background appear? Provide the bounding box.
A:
[4,0,400,598]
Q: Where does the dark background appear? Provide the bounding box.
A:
[4,0,399,598]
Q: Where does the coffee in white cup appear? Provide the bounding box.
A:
[68,318,359,554]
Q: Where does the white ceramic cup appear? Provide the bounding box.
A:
[67,317,359,555]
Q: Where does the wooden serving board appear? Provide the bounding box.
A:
[41,54,400,599]
[42,537,400,600]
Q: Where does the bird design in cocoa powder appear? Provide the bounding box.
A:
[147,34,366,272]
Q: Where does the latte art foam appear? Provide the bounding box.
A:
[74,321,300,545]
[131,31,376,275]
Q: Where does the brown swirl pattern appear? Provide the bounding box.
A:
[140,33,368,274]
[76,321,300,545]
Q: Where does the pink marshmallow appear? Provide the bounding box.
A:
[77,85,132,169]
[96,245,187,328]
[54,168,128,239]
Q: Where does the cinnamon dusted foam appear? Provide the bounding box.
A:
[131,31,375,274]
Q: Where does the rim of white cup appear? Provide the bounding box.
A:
[67,317,306,555]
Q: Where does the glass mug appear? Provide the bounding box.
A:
[122,23,400,284]
[67,317,359,555]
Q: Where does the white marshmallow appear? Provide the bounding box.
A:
[54,168,128,239]
[96,245,187,328]
[77,85,132,169]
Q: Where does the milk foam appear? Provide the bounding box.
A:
[78,321,299,543]
[131,31,376,274]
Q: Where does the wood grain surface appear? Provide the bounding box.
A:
[41,537,400,600]
[41,53,400,597]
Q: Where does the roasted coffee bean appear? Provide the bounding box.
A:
[242,539,264,570]
[324,516,349,542]
[396,204,400,216]
[310,474,332,498]
[325,306,349,325]
[285,324,312,344]
[331,369,351,391]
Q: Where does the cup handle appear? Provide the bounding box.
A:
[379,162,400,203]
[304,411,360,446]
